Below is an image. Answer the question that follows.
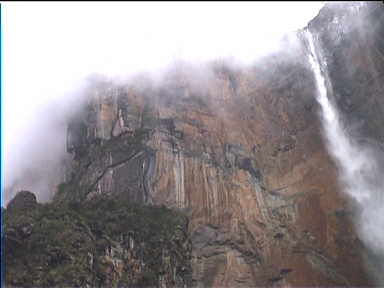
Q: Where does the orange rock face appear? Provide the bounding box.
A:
[62,3,384,286]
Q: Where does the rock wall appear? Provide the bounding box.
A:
[308,2,384,144]
[5,2,384,287]
[307,2,384,285]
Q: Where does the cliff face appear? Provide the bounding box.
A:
[308,2,384,144]
[307,2,384,284]
[5,2,384,287]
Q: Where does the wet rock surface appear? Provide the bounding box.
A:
[309,2,384,143]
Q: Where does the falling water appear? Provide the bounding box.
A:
[305,30,384,282]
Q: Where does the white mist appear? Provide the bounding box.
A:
[305,30,384,282]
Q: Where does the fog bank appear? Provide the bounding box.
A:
[2,2,323,204]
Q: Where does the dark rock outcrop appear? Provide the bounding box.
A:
[7,190,37,215]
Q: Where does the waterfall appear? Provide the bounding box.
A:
[305,30,384,281]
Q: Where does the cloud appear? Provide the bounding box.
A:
[2,2,324,204]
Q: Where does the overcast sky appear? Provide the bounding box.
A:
[2,1,324,203]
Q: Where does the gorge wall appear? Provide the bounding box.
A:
[5,2,384,287]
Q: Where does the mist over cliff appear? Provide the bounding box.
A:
[4,2,384,287]
[3,2,322,205]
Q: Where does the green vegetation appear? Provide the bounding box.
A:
[5,195,191,287]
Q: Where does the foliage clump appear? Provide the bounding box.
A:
[4,193,191,287]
